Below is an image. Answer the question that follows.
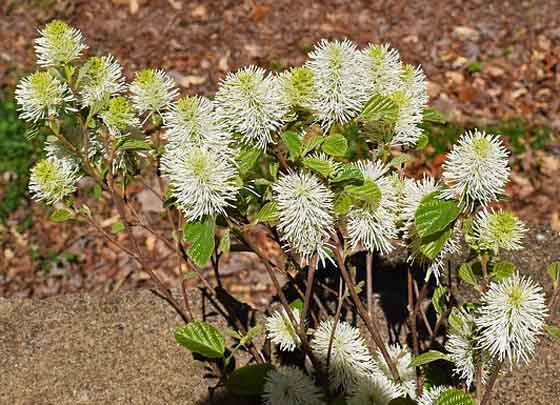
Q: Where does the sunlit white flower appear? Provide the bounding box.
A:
[472,209,526,253]
[163,96,232,153]
[347,160,398,254]
[279,66,316,112]
[15,71,75,123]
[263,366,324,405]
[390,64,428,147]
[311,320,375,390]
[373,343,416,399]
[161,145,239,220]
[306,39,366,129]
[129,69,178,115]
[266,308,301,352]
[273,171,334,263]
[417,385,450,405]
[34,20,87,67]
[29,158,82,205]
[442,130,510,207]
[359,43,402,97]
[445,309,491,388]
[347,373,401,405]
[214,66,289,150]
[78,55,125,108]
[99,96,140,136]
[476,273,547,366]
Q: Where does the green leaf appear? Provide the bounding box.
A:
[432,287,447,315]
[414,132,429,149]
[183,217,216,267]
[419,228,451,260]
[218,229,231,254]
[390,154,412,167]
[435,388,474,405]
[50,208,73,222]
[330,163,363,184]
[447,307,466,333]
[409,350,451,368]
[361,94,399,123]
[256,202,279,224]
[415,193,462,238]
[118,138,152,151]
[322,134,348,157]
[545,324,560,343]
[547,261,560,287]
[458,263,478,286]
[289,298,304,312]
[492,261,515,281]
[175,321,225,358]
[422,108,446,125]
[282,131,302,160]
[225,363,274,396]
[236,146,261,175]
[111,222,125,233]
[302,132,324,155]
[93,183,102,200]
[344,179,381,207]
[303,155,335,177]
[334,193,353,216]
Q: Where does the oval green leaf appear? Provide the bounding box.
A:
[175,321,225,359]
[225,363,274,396]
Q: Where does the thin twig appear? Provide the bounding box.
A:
[300,256,318,334]
[480,359,503,405]
[366,253,374,319]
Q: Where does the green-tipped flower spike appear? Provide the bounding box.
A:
[305,39,366,129]
[163,96,233,153]
[472,209,527,253]
[346,160,398,254]
[445,309,492,388]
[442,130,510,207]
[273,171,334,264]
[78,55,125,108]
[29,158,82,205]
[417,385,450,405]
[359,43,402,97]
[347,374,401,405]
[265,308,301,352]
[99,96,140,136]
[389,64,428,147]
[160,145,240,220]
[34,20,87,67]
[214,66,289,150]
[279,66,316,111]
[263,366,324,405]
[476,272,547,366]
[373,343,417,399]
[311,320,376,390]
[15,71,75,123]
[129,69,178,115]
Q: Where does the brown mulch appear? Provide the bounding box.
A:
[1,0,559,299]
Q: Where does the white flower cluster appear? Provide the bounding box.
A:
[29,158,82,205]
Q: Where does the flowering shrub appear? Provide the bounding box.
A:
[16,21,560,405]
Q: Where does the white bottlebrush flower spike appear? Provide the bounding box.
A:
[442,130,510,206]
[347,160,398,254]
[78,55,125,108]
[15,71,75,123]
[161,145,239,220]
[472,209,526,253]
[445,309,490,388]
[417,385,450,405]
[99,96,140,136]
[129,69,178,115]
[306,39,366,129]
[34,20,87,67]
[163,96,232,152]
[476,272,547,366]
[311,319,375,390]
[279,66,316,111]
[373,343,416,399]
[29,158,82,205]
[359,43,402,97]
[347,373,401,405]
[390,64,428,147]
[214,66,289,150]
[263,366,324,405]
[266,308,301,352]
[273,171,334,263]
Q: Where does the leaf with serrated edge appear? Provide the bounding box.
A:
[415,193,461,238]
[175,321,225,358]
[183,217,215,267]
[322,134,348,157]
[409,350,450,367]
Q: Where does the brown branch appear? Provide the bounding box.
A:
[480,359,503,405]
